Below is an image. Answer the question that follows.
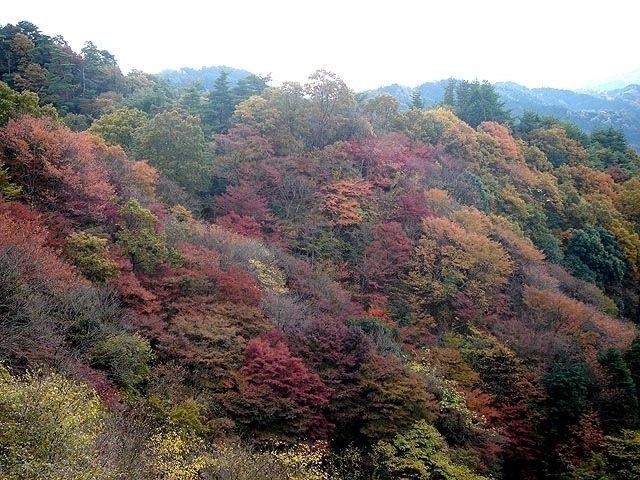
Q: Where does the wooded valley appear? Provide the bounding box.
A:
[2,20,640,479]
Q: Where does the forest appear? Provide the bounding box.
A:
[3,20,640,480]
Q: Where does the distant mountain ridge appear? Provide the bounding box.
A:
[583,69,640,91]
[156,66,254,90]
[366,80,640,150]
[157,65,640,150]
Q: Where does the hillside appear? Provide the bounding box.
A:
[3,20,640,480]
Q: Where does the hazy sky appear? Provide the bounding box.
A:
[3,1,637,91]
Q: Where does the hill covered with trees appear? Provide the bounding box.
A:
[369,79,640,150]
[3,20,640,480]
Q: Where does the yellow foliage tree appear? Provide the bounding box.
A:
[144,430,212,480]
[407,215,513,315]
[375,419,489,479]
[0,365,106,480]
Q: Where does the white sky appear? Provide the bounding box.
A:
[2,0,637,91]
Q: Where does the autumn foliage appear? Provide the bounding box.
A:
[3,35,640,479]
[0,116,114,219]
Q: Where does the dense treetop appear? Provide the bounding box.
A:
[3,20,640,480]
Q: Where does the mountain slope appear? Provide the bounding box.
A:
[4,19,640,480]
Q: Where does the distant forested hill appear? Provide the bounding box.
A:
[156,66,255,89]
[368,80,640,149]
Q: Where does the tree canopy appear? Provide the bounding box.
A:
[2,19,640,480]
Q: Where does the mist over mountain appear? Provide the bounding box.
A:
[583,68,640,91]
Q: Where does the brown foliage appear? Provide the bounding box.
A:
[214,125,275,161]
[215,212,265,241]
[557,409,605,464]
[405,215,513,320]
[214,180,272,220]
[0,116,115,219]
[478,121,521,162]
[106,246,160,317]
[279,255,363,321]
[358,352,437,441]
[213,266,263,307]
[319,178,372,226]
[164,301,271,388]
[561,164,617,199]
[0,203,80,290]
[522,286,635,360]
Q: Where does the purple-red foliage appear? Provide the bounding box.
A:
[213,180,275,240]
[213,266,263,307]
[280,255,363,321]
[215,180,272,220]
[64,360,121,408]
[214,125,275,161]
[288,319,373,430]
[215,212,265,240]
[361,221,413,294]
[348,133,411,188]
[221,330,332,441]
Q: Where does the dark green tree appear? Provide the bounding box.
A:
[133,110,212,194]
[588,127,638,177]
[591,127,628,154]
[0,22,52,91]
[452,171,489,212]
[0,22,98,116]
[203,70,235,134]
[441,78,456,107]
[542,359,589,432]
[42,35,82,113]
[232,73,270,104]
[178,81,205,117]
[79,41,122,100]
[454,79,511,128]
[513,111,545,138]
[598,348,638,431]
[123,71,175,115]
[625,334,640,403]
[409,88,425,109]
[564,226,626,289]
